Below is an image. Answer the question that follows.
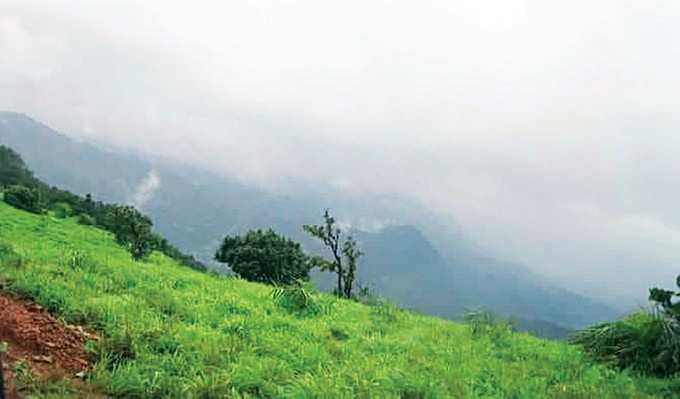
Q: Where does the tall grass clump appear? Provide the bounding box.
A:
[465,309,514,339]
[49,201,74,219]
[60,247,87,270]
[572,311,680,377]
[271,280,322,315]
[0,242,25,268]
[572,275,680,377]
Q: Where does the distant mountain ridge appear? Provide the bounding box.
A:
[0,111,617,335]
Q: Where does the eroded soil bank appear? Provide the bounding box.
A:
[0,294,94,398]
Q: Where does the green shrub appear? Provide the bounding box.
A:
[77,213,96,226]
[271,280,320,314]
[95,329,137,369]
[329,327,350,341]
[371,301,401,323]
[3,185,43,214]
[465,309,514,339]
[12,359,37,392]
[0,242,25,268]
[62,247,86,269]
[49,201,73,218]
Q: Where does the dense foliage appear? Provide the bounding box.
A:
[215,229,312,284]
[49,201,74,219]
[0,202,674,398]
[304,209,364,298]
[572,275,680,377]
[3,185,43,214]
[0,146,38,188]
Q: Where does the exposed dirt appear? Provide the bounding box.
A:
[0,294,96,398]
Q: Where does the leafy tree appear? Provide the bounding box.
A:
[3,185,43,214]
[84,193,95,213]
[304,210,364,298]
[49,201,74,218]
[108,205,157,260]
[215,229,312,284]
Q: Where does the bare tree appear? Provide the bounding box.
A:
[304,210,364,298]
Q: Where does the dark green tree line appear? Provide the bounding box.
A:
[0,145,203,269]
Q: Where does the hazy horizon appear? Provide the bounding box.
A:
[2,0,679,306]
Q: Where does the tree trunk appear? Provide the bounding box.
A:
[345,279,352,299]
[333,251,343,297]
[336,271,343,297]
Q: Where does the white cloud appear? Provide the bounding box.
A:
[129,169,161,210]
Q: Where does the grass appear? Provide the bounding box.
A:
[0,201,677,398]
[572,310,680,378]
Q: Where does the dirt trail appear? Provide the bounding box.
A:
[0,294,94,398]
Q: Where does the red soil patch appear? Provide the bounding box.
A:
[0,294,95,398]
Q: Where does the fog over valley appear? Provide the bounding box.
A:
[2,0,680,309]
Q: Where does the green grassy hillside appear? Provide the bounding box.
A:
[0,202,675,398]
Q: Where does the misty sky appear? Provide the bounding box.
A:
[2,0,680,305]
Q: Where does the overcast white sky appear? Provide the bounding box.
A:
[2,0,680,304]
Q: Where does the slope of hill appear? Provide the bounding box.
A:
[0,202,674,398]
[0,111,618,333]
